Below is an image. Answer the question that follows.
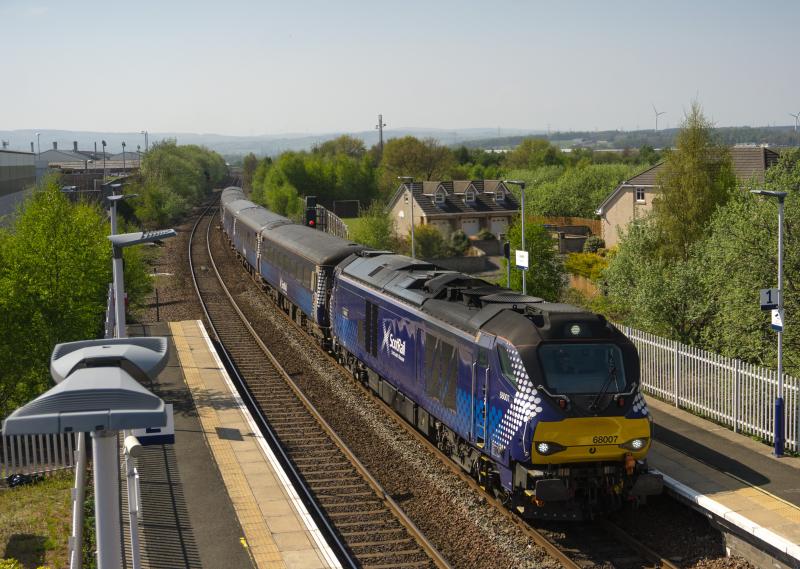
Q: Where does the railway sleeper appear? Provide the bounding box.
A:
[347,537,414,548]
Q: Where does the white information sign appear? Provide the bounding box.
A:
[515,250,529,269]
[760,288,780,311]
[771,309,784,332]
[132,403,175,446]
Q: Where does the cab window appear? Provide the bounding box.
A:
[497,345,518,389]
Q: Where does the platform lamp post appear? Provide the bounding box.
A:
[109,230,176,339]
[751,189,788,456]
[122,141,126,170]
[398,176,415,258]
[504,180,526,294]
[3,337,169,569]
[101,139,107,179]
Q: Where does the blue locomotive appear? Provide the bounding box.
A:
[219,187,662,520]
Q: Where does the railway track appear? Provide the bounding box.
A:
[189,203,450,569]
[203,198,685,569]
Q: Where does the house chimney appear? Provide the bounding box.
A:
[53,141,57,150]
[73,141,78,152]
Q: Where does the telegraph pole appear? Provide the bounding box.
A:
[375,114,386,154]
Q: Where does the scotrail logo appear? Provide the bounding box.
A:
[381,322,406,362]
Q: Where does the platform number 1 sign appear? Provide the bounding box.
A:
[760,288,780,311]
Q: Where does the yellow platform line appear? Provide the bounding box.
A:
[170,321,285,569]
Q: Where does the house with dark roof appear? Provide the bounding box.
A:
[387,180,519,241]
[595,146,781,247]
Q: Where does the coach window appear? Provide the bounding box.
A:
[497,345,518,389]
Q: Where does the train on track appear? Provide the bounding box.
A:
[219,187,662,520]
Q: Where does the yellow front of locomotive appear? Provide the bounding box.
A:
[499,313,663,519]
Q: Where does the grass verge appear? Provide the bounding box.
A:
[0,471,73,568]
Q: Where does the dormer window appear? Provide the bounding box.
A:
[435,188,446,204]
[465,188,476,204]
[495,189,506,204]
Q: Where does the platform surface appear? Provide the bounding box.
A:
[126,321,254,569]
[647,396,800,562]
[168,320,339,569]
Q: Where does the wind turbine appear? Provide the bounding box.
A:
[653,105,666,132]
[790,112,800,132]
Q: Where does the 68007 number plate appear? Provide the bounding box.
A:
[592,435,618,444]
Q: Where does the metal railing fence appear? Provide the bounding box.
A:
[0,431,78,478]
[316,205,350,240]
[619,323,799,453]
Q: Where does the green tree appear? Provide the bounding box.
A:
[697,149,800,371]
[602,220,710,343]
[242,152,258,190]
[638,145,660,165]
[448,230,470,256]
[378,137,454,196]
[349,202,396,251]
[314,135,366,158]
[506,222,564,301]
[0,180,111,415]
[653,102,736,260]
[505,138,564,170]
[134,141,227,225]
[413,225,448,259]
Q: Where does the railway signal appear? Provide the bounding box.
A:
[305,195,318,228]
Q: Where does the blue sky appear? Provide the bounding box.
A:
[1,0,798,135]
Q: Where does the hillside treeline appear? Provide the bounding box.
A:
[242,134,657,219]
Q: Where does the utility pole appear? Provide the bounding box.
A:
[375,114,386,155]
[505,180,527,294]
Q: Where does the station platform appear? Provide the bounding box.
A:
[127,320,339,569]
[647,396,800,567]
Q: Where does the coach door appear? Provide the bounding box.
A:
[471,341,491,447]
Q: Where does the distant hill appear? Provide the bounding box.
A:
[462,125,800,151]
[0,127,541,160]
[2,125,796,160]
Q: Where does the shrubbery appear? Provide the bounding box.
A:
[0,178,151,417]
[564,252,608,281]
[582,235,605,253]
[132,141,227,225]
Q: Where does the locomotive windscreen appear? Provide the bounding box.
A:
[537,344,627,395]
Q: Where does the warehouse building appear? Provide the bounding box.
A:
[0,149,36,221]
[0,149,35,197]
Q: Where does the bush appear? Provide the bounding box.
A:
[448,230,470,256]
[414,225,447,259]
[476,229,495,241]
[349,202,396,251]
[564,252,608,281]
[583,235,605,253]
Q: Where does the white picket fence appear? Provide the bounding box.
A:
[619,323,800,453]
[0,431,79,478]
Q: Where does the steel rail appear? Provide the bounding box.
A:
[215,212,687,569]
[188,203,357,569]
[192,202,452,569]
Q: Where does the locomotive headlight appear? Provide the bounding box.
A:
[620,437,648,451]
[534,441,565,456]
